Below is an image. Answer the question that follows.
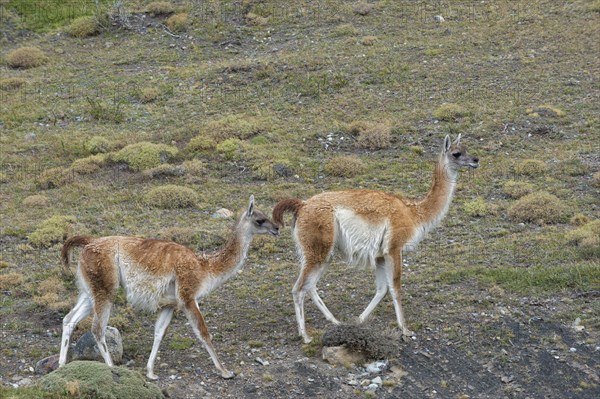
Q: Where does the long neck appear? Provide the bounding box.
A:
[206,219,252,276]
[415,154,458,229]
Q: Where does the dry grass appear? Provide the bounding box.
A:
[0,77,26,90]
[463,197,489,217]
[67,16,100,38]
[22,195,49,207]
[502,180,535,199]
[166,13,188,33]
[6,47,48,69]
[138,87,160,103]
[344,121,392,150]
[85,136,114,154]
[144,185,197,208]
[147,1,175,16]
[29,215,76,248]
[159,227,196,246]
[433,103,468,121]
[36,167,74,190]
[361,36,377,46]
[514,159,548,176]
[508,192,571,224]
[325,155,365,177]
[0,272,25,290]
[566,220,600,258]
[526,104,566,118]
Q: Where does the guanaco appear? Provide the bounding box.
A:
[273,135,479,343]
[59,195,279,379]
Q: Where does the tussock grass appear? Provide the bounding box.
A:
[344,121,391,150]
[508,192,571,224]
[6,47,47,69]
[147,1,175,16]
[137,87,160,103]
[71,154,107,175]
[67,16,101,38]
[433,103,467,121]
[166,13,188,32]
[22,195,49,207]
[566,220,600,259]
[85,136,114,154]
[144,185,197,208]
[29,215,76,248]
[112,142,178,172]
[502,180,535,199]
[0,273,25,290]
[514,159,548,176]
[0,77,26,90]
[36,167,73,190]
[325,155,365,178]
[463,197,490,217]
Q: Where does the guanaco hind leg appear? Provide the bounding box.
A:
[59,294,93,367]
[384,252,413,336]
[358,259,389,323]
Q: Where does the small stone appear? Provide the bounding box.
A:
[434,15,445,23]
[35,354,60,375]
[372,376,383,386]
[322,346,366,366]
[72,326,123,364]
[255,357,269,366]
[17,378,33,386]
[365,360,389,374]
[24,133,37,141]
[126,359,135,367]
[347,379,358,386]
[569,347,576,353]
[367,383,379,391]
[360,379,371,387]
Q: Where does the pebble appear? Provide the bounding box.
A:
[17,378,33,386]
[367,383,379,391]
[255,357,269,366]
[569,348,576,353]
[212,208,234,218]
[372,376,383,386]
[365,360,389,374]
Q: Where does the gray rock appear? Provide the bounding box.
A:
[72,326,123,364]
[17,377,33,386]
[212,208,234,218]
[365,360,389,374]
[322,345,366,367]
[372,376,383,386]
[35,354,60,375]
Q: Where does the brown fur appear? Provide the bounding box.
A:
[58,196,279,380]
[273,135,479,343]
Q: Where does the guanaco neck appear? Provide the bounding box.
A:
[415,153,458,231]
[206,218,253,277]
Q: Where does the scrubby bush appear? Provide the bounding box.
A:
[85,136,113,154]
[29,215,76,247]
[6,47,48,69]
[570,214,589,226]
[508,192,571,224]
[39,361,164,399]
[147,1,175,16]
[344,121,391,150]
[68,16,100,38]
[0,77,26,90]
[205,114,268,142]
[72,154,107,175]
[361,36,377,46]
[36,167,73,189]
[112,142,178,172]
[325,155,365,177]
[502,180,535,199]
[138,87,160,103]
[526,104,565,118]
[144,185,197,208]
[464,197,489,217]
[166,13,188,32]
[593,172,600,187]
[160,227,196,245]
[33,276,70,311]
[0,272,25,290]
[22,194,49,207]
[186,136,216,153]
[142,164,184,179]
[245,12,268,26]
[181,159,205,175]
[433,103,467,121]
[216,138,243,160]
[559,159,588,176]
[514,159,548,176]
[566,220,600,258]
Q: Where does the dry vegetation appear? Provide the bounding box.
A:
[1,0,598,397]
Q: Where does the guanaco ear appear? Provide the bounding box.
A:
[454,133,462,146]
[247,195,255,217]
[443,135,451,152]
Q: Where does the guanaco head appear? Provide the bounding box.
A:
[443,134,479,170]
[243,195,280,236]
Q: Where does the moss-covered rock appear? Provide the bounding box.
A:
[112,142,178,172]
[144,185,197,208]
[508,192,571,224]
[29,215,76,248]
[39,361,164,399]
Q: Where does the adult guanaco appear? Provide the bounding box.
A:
[59,196,279,379]
[273,135,479,343]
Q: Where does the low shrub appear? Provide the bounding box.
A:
[566,220,600,259]
[36,167,73,189]
[29,215,76,247]
[112,142,178,172]
[166,13,188,32]
[325,155,365,177]
[508,192,571,224]
[433,103,467,121]
[186,136,216,153]
[85,136,113,154]
[216,138,243,160]
[0,272,25,290]
[147,1,175,16]
[138,87,160,103]
[142,164,184,179]
[514,159,548,177]
[6,47,48,69]
[67,16,100,38]
[344,121,391,150]
[22,194,49,207]
[361,36,377,46]
[144,185,197,208]
[502,180,535,199]
[72,154,107,175]
[464,197,489,217]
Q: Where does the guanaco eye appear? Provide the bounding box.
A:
[256,219,266,225]
[452,152,462,158]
